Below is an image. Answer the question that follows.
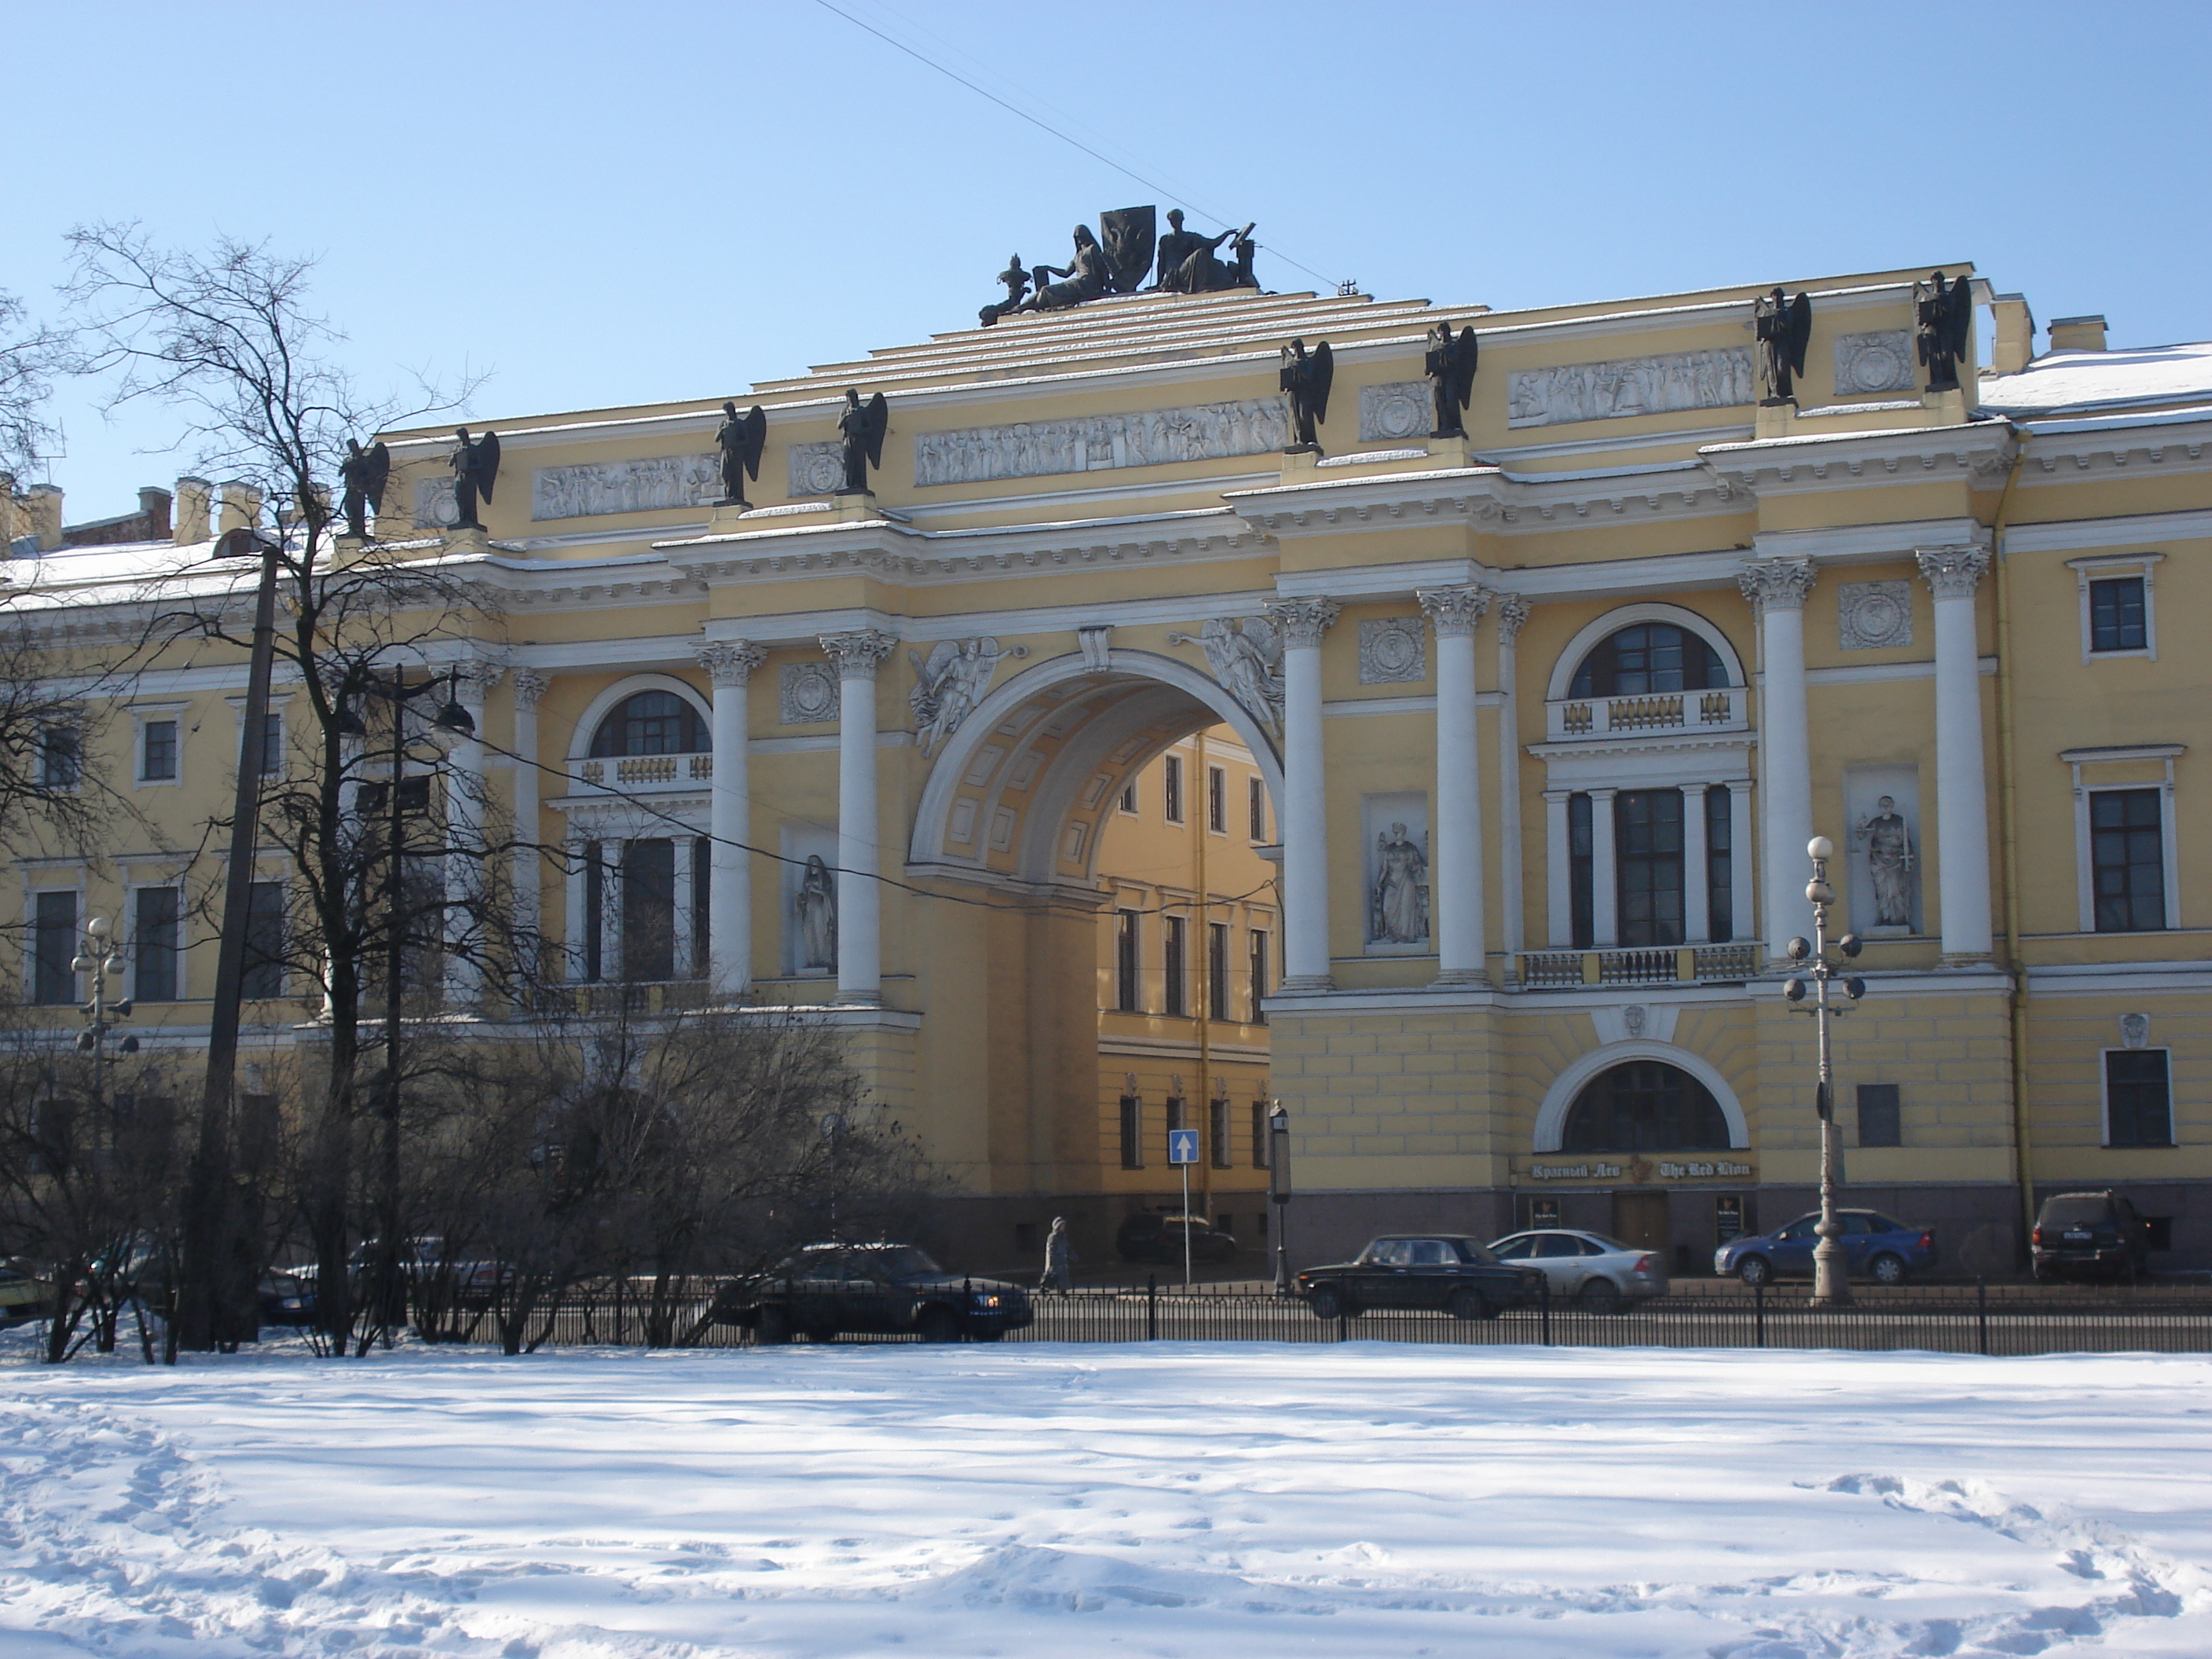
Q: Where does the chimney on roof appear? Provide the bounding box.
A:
[174,477,212,544]
[24,484,64,552]
[1989,294,2035,375]
[216,480,262,536]
[2049,314,2107,353]
[137,485,173,540]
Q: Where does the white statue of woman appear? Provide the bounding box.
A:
[796,854,837,971]
[1372,823,1429,943]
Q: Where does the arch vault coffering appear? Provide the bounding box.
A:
[1531,1040,1750,1153]
[908,648,1284,894]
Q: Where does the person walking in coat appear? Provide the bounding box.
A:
[1040,1217,1077,1293]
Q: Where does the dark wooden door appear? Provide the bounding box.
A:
[1611,1189,1671,1258]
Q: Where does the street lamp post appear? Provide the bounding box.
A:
[1267,1101,1292,1294]
[71,916,140,1096]
[1782,836,1866,1309]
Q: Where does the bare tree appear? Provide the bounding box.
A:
[0,288,68,485]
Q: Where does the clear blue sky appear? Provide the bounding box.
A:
[10,0,2209,518]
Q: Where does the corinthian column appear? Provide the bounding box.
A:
[1418,585,1489,986]
[695,641,765,998]
[509,668,550,977]
[1494,595,1531,964]
[1268,596,1340,992]
[1917,545,1994,963]
[820,628,897,1005]
[1738,558,1818,964]
[445,659,501,1006]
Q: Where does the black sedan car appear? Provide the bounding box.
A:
[1116,1210,1240,1265]
[710,1243,1031,1345]
[1295,1235,1544,1321]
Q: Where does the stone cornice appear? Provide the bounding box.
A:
[1698,421,2016,494]
[1224,456,1747,538]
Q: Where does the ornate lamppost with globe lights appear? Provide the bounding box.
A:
[71,917,141,1100]
[1782,836,1867,1308]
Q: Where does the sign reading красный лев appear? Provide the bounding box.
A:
[1513,1156,1756,1185]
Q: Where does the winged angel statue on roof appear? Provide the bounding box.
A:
[1170,617,1285,739]
[910,637,1027,757]
[1753,288,1812,404]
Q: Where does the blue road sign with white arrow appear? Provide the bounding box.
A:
[1167,1129,1199,1165]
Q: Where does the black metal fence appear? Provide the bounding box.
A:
[519,1277,2212,1357]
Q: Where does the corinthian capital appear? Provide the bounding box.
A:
[819,628,899,679]
[1415,585,1491,639]
[510,668,551,712]
[1265,595,1341,649]
[1492,592,1532,647]
[694,639,767,687]
[1737,557,1818,615]
[1914,545,1990,599]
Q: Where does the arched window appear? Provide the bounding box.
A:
[1569,624,1729,698]
[1562,1060,1731,1152]
[588,690,709,757]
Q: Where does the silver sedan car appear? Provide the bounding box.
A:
[1487,1229,1669,1313]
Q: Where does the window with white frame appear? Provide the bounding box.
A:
[133,705,185,784]
[133,884,181,1002]
[2069,552,2161,662]
[2065,747,2182,932]
[1163,753,1184,824]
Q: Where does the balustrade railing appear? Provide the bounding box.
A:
[1547,687,1745,741]
[576,753,713,788]
[1512,942,1762,987]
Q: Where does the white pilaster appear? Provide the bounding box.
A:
[599,836,626,983]
[820,628,897,1006]
[510,669,549,978]
[1727,779,1755,944]
[1418,586,1489,986]
[444,661,499,1006]
[563,834,588,981]
[1588,787,1620,947]
[672,833,696,980]
[695,641,764,998]
[1269,597,1340,992]
[1917,545,1994,963]
[1740,558,1818,962]
[1682,782,1709,944]
[1544,789,1572,947]
[1495,595,1530,963]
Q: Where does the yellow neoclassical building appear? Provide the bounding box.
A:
[7,252,2208,1276]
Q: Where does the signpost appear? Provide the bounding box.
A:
[1167,1129,1199,1285]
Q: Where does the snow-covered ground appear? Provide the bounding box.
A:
[2,1340,2208,1657]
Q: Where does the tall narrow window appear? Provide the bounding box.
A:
[1163,755,1184,824]
[692,837,712,977]
[2088,577,2148,653]
[1119,1095,1144,1169]
[1210,1097,1232,1168]
[1120,778,1138,815]
[584,844,604,981]
[1163,915,1187,1016]
[1616,789,1684,947]
[1115,910,1141,1012]
[622,839,677,982]
[1206,921,1229,1020]
[38,728,79,791]
[1248,928,1270,1024]
[243,881,286,998]
[1251,1101,1270,1168]
[134,886,181,1003]
[260,711,284,775]
[141,720,178,782]
[1569,793,1594,949]
[33,890,76,1005]
[2090,789,2165,932]
[1164,1095,1187,1166]
[1248,775,1267,840]
[1856,1082,1901,1148]
[2105,1049,2173,1147]
[1207,766,1226,833]
[1705,785,1734,943]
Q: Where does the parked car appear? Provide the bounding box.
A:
[1115,1210,1240,1265]
[2032,1191,2150,1283]
[1295,1236,1544,1322]
[0,1261,53,1325]
[258,1270,317,1328]
[709,1243,1032,1345]
[1715,1210,1937,1286]
[1488,1229,1668,1313]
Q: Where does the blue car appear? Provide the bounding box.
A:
[1714,1210,1936,1287]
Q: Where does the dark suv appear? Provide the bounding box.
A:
[1115,1211,1240,1265]
[709,1243,1031,1344]
[2033,1191,2150,1283]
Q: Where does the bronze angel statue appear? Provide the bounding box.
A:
[1914,270,1973,391]
[1425,323,1479,438]
[1753,287,1812,404]
[338,437,390,540]
[1280,338,1334,451]
[446,427,500,530]
[714,401,767,506]
[836,388,888,494]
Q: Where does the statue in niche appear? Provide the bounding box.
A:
[338,438,390,540]
[909,636,1027,758]
[1754,288,1812,404]
[1425,323,1479,438]
[835,388,888,494]
[1371,823,1430,944]
[445,427,501,531]
[796,855,837,972]
[979,255,1031,328]
[1170,616,1284,738]
[1024,225,1114,312]
[1914,271,1973,392]
[1853,796,1916,928]
[713,401,767,507]
[1280,338,1334,451]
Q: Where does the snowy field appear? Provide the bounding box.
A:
[2,1341,2209,1658]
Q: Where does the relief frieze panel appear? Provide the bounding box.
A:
[912,397,1288,487]
[1506,348,1753,428]
[531,454,720,521]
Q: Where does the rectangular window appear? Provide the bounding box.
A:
[1164,1096,1187,1165]
[622,838,676,983]
[1857,1082,1902,1148]
[243,881,286,998]
[1163,914,1187,1016]
[356,775,431,818]
[1163,754,1184,824]
[260,711,283,775]
[134,886,181,1003]
[141,720,178,782]
[1207,921,1230,1020]
[2089,577,2148,653]
[38,728,79,791]
[1207,766,1226,833]
[1615,789,1685,947]
[1705,785,1734,943]
[1210,1097,1232,1168]
[2105,1049,2174,1147]
[1120,779,1138,815]
[32,890,76,1005]
[2090,788,2165,932]
[584,844,603,982]
[1248,775,1266,841]
[1248,928,1269,1024]
[1251,1101,1270,1168]
[1115,910,1141,1012]
[1119,1095,1144,1169]
[1569,793,1594,949]
[692,837,711,977]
